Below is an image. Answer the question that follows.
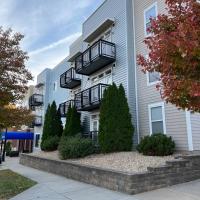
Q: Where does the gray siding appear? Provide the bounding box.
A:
[133,0,189,150]
[80,0,137,139]
[191,113,200,150]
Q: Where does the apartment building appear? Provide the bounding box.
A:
[29,58,71,147]
[29,0,200,151]
[60,0,137,141]
[133,0,200,151]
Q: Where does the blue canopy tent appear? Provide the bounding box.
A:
[0,131,34,163]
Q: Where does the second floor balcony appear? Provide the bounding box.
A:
[75,83,108,111]
[29,94,43,110]
[75,39,116,76]
[60,68,81,89]
[59,100,74,118]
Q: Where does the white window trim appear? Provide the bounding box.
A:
[144,2,158,37]
[146,71,161,86]
[148,102,166,135]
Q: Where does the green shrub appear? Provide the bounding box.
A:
[41,101,63,151]
[137,133,175,156]
[63,106,81,137]
[99,83,134,153]
[58,136,95,159]
[41,136,60,152]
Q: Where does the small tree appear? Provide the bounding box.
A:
[98,83,134,153]
[41,101,63,151]
[63,105,81,137]
[50,101,63,137]
[0,27,33,108]
[41,104,51,149]
[0,105,34,130]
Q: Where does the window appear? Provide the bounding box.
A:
[148,102,166,135]
[144,3,158,36]
[147,71,160,85]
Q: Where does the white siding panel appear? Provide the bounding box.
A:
[191,113,200,150]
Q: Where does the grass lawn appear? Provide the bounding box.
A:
[0,169,37,200]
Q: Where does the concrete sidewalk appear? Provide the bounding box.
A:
[2,157,200,200]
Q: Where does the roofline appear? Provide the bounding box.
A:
[83,0,107,26]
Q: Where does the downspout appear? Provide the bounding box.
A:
[132,0,140,143]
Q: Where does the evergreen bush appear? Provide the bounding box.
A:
[41,136,60,152]
[58,136,95,159]
[41,101,63,151]
[63,105,81,137]
[98,83,134,153]
[137,133,175,156]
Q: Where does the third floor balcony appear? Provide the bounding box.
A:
[60,68,81,89]
[29,94,43,110]
[75,39,116,76]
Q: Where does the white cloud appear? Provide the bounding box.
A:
[28,32,81,83]
[0,0,104,84]
[29,32,81,56]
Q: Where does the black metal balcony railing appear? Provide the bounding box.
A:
[75,83,108,111]
[75,39,116,75]
[29,94,43,110]
[33,116,42,127]
[59,100,74,118]
[60,68,81,89]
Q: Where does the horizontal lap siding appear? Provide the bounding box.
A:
[134,0,188,150]
[82,0,128,92]
[191,113,200,150]
[81,0,137,137]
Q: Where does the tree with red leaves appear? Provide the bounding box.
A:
[137,0,200,112]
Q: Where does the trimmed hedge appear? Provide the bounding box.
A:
[41,136,60,152]
[137,133,175,156]
[58,136,95,159]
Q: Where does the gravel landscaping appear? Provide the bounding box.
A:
[31,151,176,173]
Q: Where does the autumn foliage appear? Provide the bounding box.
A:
[0,27,33,128]
[137,0,200,112]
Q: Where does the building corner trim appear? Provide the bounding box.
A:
[186,111,193,151]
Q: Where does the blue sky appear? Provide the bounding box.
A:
[0,0,104,83]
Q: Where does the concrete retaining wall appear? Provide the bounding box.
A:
[20,154,200,194]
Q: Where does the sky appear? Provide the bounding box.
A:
[0,0,104,83]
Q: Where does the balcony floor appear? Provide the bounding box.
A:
[76,56,115,75]
[76,102,101,111]
[61,79,81,89]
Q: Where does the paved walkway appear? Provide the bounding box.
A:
[1,157,200,200]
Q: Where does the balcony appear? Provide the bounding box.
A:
[75,40,116,75]
[29,94,43,110]
[33,116,42,127]
[60,68,81,89]
[75,83,108,111]
[59,100,74,118]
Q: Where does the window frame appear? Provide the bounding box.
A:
[146,71,161,86]
[144,2,158,37]
[148,102,166,135]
